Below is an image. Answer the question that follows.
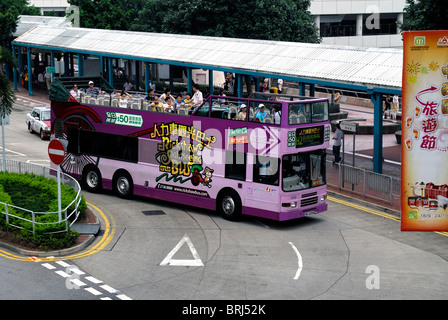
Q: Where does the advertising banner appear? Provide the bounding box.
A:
[402,30,448,231]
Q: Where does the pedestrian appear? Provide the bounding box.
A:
[332,123,343,165]
[384,94,392,118]
[277,79,283,94]
[44,71,52,90]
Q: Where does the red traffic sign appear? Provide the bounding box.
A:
[48,139,66,165]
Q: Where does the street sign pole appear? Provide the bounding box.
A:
[57,164,61,222]
[48,139,67,222]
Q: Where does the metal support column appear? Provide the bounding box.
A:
[18,46,23,87]
[187,67,192,94]
[12,46,17,91]
[77,53,83,77]
[26,47,33,96]
[238,74,243,98]
[108,57,113,88]
[209,69,213,95]
[299,82,306,96]
[145,61,150,94]
[371,92,383,173]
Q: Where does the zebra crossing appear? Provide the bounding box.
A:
[40,258,132,300]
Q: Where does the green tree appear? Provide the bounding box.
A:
[400,0,448,31]
[0,0,38,116]
[130,0,320,43]
[67,0,144,30]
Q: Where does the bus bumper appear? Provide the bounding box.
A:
[243,202,327,221]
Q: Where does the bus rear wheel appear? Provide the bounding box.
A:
[114,171,133,199]
[218,189,242,221]
[82,165,102,193]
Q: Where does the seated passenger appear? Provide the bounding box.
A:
[183,92,193,108]
[85,81,105,96]
[174,94,184,110]
[117,90,131,108]
[150,96,163,111]
[163,96,175,113]
[69,84,81,101]
[159,88,175,103]
[255,104,268,123]
[145,89,155,101]
[235,104,247,121]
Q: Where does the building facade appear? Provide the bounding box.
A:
[311,0,406,48]
[29,0,69,16]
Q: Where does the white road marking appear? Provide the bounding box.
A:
[288,242,303,280]
[160,234,204,267]
[100,284,118,294]
[85,276,102,284]
[41,260,132,300]
[85,287,103,296]
[41,263,56,270]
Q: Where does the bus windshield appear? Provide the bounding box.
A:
[282,150,326,191]
[288,100,329,125]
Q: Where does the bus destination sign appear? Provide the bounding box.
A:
[296,125,324,148]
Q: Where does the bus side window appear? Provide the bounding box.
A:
[225,150,246,181]
[253,155,280,186]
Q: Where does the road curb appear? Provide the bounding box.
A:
[0,208,100,258]
[328,190,401,218]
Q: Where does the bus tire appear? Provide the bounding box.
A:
[114,170,133,199]
[82,165,102,193]
[218,189,242,221]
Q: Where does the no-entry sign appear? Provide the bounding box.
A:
[48,139,66,165]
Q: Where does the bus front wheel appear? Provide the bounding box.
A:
[114,170,133,199]
[218,189,242,221]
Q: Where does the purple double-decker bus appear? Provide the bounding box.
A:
[51,83,330,221]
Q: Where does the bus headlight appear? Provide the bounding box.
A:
[282,201,297,208]
[321,195,327,201]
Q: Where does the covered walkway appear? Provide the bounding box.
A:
[11,25,403,173]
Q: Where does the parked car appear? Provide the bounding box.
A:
[26,106,51,140]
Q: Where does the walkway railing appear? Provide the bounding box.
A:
[0,159,82,235]
[326,160,401,208]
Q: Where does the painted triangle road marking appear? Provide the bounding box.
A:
[160,234,204,267]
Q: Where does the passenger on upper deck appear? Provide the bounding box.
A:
[174,94,184,109]
[150,96,163,112]
[273,105,281,124]
[183,93,193,107]
[255,104,268,123]
[192,84,203,107]
[235,104,247,121]
[117,90,131,108]
[159,88,175,103]
[163,97,175,113]
[69,84,81,100]
[86,81,105,96]
[145,89,155,101]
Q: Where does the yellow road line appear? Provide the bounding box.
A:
[0,202,115,262]
[328,196,448,238]
[328,196,400,221]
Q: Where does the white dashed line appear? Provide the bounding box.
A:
[85,276,102,284]
[85,287,102,296]
[40,259,132,300]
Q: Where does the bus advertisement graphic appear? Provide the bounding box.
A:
[402,30,448,231]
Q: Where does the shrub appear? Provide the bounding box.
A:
[0,171,86,249]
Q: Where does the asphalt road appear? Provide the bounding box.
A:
[0,95,447,304]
